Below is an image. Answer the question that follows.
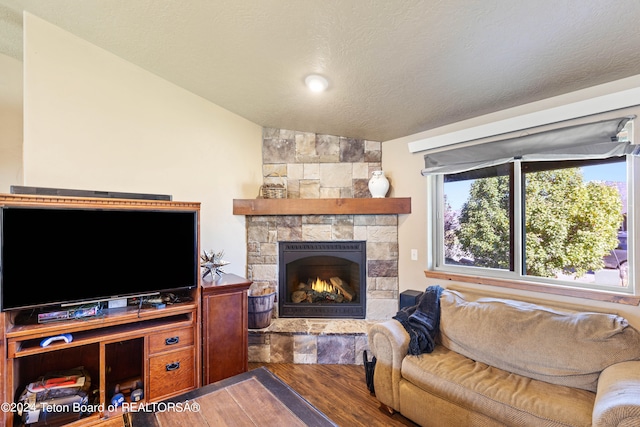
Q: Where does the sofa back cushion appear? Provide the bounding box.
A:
[439,290,640,392]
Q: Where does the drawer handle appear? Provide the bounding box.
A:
[166,362,181,372]
[165,336,180,346]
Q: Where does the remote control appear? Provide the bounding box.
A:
[40,333,73,347]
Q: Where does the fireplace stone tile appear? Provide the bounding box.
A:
[279,129,296,139]
[367,298,398,320]
[352,162,369,179]
[264,138,296,164]
[259,242,278,257]
[278,226,302,242]
[353,178,370,198]
[319,163,353,188]
[276,226,303,241]
[270,334,294,363]
[374,215,399,226]
[367,242,399,259]
[331,225,354,240]
[262,164,287,178]
[303,163,320,179]
[339,138,365,163]
[299,180,320,198]
[248,344,271,363]
[318,335,356,364]
[288,163,304,179]
[364,149,382,163]
[287,181,300,198]
[247,241,260,253]
[365,140,382,153]
[367,225,398,242]
[295,132,318,162]
[354,215,378,226]
[251,264,278,282]
[248,224,269,242]
[277,216,302,227]
[316,134,340,161]
[376,277,400,291]
[263,128,279,139]
[301,224,332,240]
[302,215,332,224]
[293,335,317,364]
[367,260,398,277]
[294,352,317,364]
[353,226,367,241]
[322,187,343,198]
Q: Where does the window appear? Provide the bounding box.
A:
[431,118,636,293]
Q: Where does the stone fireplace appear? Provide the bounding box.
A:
[242,128,403,322]
[236,128,410,364]
[279,240,366,319]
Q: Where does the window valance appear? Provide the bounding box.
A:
[421,116,637,176]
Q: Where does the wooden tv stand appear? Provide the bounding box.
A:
[0,194,202,426]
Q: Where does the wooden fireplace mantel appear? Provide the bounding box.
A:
[232,197,411,216]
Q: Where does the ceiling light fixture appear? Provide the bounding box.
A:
[305,74,329,92]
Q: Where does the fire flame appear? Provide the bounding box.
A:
[311,277,338,294]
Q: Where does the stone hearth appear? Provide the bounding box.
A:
[248,318,375,365]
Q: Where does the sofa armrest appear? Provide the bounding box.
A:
[593,361,640,427]
[368,320,409,411]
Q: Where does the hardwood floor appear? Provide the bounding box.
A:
[112,364,417,426]
[249,363,419,427]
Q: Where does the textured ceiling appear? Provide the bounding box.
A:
[2,0,640,142]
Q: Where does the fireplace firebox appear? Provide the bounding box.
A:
[278,241,366,318]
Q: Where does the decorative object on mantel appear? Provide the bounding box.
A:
[200,250,229,280]
[368,170,390,198]
[259,173,287,199]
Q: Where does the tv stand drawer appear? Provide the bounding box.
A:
[149,327,194,355]
[148,347,196,400]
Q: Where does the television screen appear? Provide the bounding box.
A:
[0,206,198,311]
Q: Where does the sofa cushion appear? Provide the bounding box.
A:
[439,290,640,392]
[402,345,595,427]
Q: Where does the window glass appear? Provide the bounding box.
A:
[440,158,630,290]
[443,164,512,271]
[523,159,627,287]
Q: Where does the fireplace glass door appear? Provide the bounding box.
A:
[279,241,366,319]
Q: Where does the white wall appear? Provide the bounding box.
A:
[379,145,429,292]
[383,76,640,324]
[0,52,23,191]
[21,13,263,276]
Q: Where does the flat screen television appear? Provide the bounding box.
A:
[0,206,198,312]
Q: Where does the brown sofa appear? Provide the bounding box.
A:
[368,289,640,427]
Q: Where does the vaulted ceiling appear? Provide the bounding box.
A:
[2,0,640,142]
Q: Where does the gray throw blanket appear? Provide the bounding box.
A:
[393,285,444,355]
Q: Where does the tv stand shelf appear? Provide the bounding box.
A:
[7,303,197,358]
[0,194,202,426]
[7,302,198,338]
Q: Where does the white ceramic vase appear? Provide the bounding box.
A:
[368,170,389,198]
